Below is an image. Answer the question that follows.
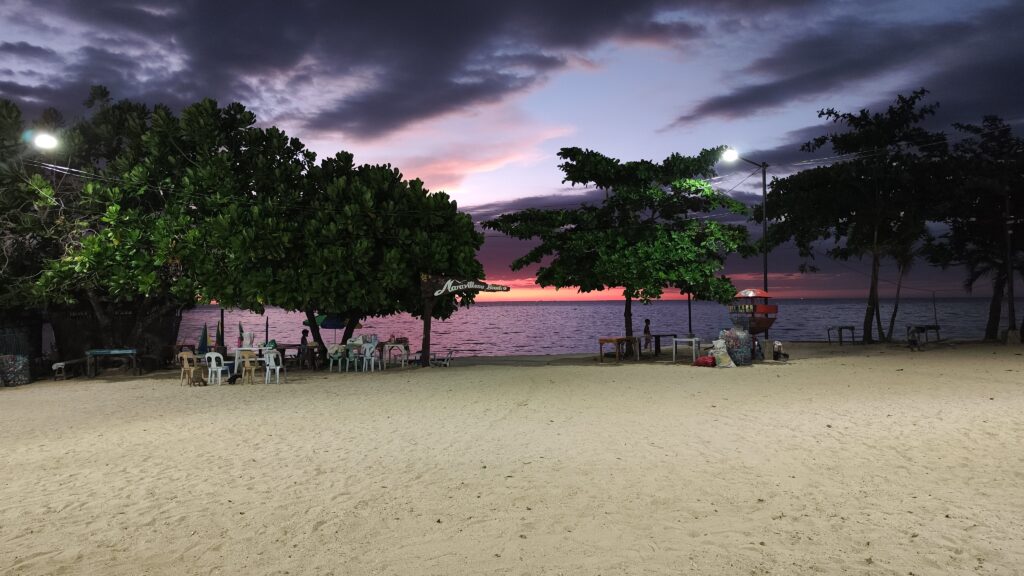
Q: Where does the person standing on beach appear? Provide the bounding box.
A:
[643,319,652,350]
[300,329,310,368]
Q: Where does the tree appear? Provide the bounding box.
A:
[33,95,206,358]
[396,182,485,366]
[0,99,54,313]
[768,89,947,343]
[281,158,423,357]
[484,146,748,347]
[925,116,1024,340]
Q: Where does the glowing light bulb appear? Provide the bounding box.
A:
[33,133,58,149]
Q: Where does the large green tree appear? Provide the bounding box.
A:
[15,86,486,368]
[768,90,947,343]
[925,116,1024,341]
[484,146,748,346]
[397,181,485,366]
[0,99,55,314]
[15,90,201,360]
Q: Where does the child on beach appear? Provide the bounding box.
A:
[643,319,652,350]
[299,329,310,368]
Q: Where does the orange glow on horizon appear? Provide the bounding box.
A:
[473,275,882,301]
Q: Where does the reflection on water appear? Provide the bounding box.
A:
[179,298,1024,357]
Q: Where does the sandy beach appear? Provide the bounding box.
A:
[2,343,1022,575]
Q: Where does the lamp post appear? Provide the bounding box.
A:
[722,149,769,293]
[32,133,58,150]
[1,132,59,154]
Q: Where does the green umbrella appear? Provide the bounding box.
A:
[198,323,209,355]
[215,319,224,348]
[302,314,328,327]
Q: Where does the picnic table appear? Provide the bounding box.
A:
[598,336,640,363]
[906,324,941,344]
[85,349,139,377]
[646,333,677,356]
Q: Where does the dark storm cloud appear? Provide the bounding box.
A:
[1,0,816,137]
[465,188,608,223]
[699,1,1024,174]
[670,18,969,126]
[901,2,1024,126]
[0,42,61,61]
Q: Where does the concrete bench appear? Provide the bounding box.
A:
[52,358,86,380]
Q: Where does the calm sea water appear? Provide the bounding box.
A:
[179,298,1024,356]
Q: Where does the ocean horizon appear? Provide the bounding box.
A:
[179,296,1024,357]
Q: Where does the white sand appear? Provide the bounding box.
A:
[2,343,1022,575]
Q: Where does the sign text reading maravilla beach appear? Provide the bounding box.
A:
[433,278,511,296]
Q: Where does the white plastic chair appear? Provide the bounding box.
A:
[361,342,380,372]
[264,349,285,384]
[204,352,229,385]
[327,344,345,372]
[344,340,362,372]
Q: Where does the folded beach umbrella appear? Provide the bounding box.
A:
[215,320,224,348]
[198,323,209,355]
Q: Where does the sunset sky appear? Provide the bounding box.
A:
[1,0,1021,300]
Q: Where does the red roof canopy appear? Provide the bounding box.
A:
[734,288,771,299]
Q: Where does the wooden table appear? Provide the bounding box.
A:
[85,348,139,377]
[646,333,677,356]
[598,337,640,362]
[380,342,410,369]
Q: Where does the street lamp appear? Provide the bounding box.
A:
[33,133,58,150]
[1,131,60,153]
[723,148,769,293]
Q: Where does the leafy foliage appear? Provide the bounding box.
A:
[924,116,1024,339]
[768,89,947,342]
[485,146,748,340]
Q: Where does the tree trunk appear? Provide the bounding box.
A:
[623,293,634,356]
[85,290,115,348]
[862,252,881,343]
[985,275,1005,341]
[341,315,361,345]
[885,264,905,342]
[303,307,327,367]
[1005,191,1017,343]
[874,292,885,342]
[131,298,183,369]
[420,297,434,367]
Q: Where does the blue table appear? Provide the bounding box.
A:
[85,349,139,377]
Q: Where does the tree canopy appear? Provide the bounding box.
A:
[1,88,485,364]
[925,116,1024,340]
[484,146,749,342]
[767,89,947,342]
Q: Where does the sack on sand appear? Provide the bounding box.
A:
[772,340,790,361]
[693,355,716,367]
[711,339,736,368]
[718,329,752,366]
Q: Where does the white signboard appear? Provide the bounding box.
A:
[432,278,511,296]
